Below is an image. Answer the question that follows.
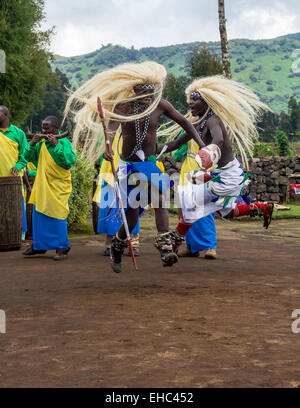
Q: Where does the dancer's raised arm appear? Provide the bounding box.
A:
[160,100,205,148]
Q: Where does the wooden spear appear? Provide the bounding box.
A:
[97,97,138,270]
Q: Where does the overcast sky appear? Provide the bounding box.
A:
[41,0,300,57]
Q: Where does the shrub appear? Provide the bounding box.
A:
[253,65,262,73]
[250,74,258,83]
[68,151,97,226]
[252,140,275,157]
[275,130,291,156]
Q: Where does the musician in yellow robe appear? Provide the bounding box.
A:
[22,116,76,261]
[0,105,28,234]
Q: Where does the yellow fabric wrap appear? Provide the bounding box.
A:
[179,139,199,186]
[0,131,25,200]
[29,141,72,219]
[93,130,123,203]
[0,131,24,178]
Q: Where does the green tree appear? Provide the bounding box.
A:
[23,68,73,133]
[163,73,189,114]
[164,47,223,116]
[185,44,223,80]
[252,139,275,157]
[279,110,291,135]
[276,130,291,156]
[257,111,280,142]
[287,96,300,141]
[0,0,53,125]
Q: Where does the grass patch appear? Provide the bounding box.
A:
[273,203,300,219]
[68,222,95,239]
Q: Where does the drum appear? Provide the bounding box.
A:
[0,176,23,250]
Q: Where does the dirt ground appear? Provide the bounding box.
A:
[1,217,300,388]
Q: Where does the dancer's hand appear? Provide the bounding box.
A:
[103,149,114,162]
[187,170,212,185]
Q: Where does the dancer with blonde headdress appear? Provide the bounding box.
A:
[156,75,274,250]
[64,61,205,272]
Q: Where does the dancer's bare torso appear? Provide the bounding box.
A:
[160,114,235,168]
[106,99,204,162]
[198,115,234,168]
[114,100,163,161]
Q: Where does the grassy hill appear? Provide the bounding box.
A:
[52,33,300,113]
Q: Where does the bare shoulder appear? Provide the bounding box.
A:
[207,114,223,127]
[158,99,174,111]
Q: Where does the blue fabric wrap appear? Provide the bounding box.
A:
[185,214,217,253]
[116,160,171,218]
[22,197,27,234]
[32,205,70,250]
[97,180,140,235]
[127,161,170,195]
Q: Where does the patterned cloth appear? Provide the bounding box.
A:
[118,158,170,212]
[179,157,246,223]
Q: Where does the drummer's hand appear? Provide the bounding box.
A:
[103,150,114,162]
[46,134,59,146]
[30,134,41,146]
[10,167,19,176]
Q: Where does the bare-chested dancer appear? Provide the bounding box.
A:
[64,61,205,272]
[156,75,274,251]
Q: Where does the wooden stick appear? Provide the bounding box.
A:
[23,169,32,195]
[97,97,138,271]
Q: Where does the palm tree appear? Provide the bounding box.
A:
[218,0,231,79]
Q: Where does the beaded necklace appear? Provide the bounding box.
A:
[125,101,151,160]
[197,109,214,138]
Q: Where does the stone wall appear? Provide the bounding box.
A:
[248,156,300,203]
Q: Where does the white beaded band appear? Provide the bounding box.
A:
[191,91,201,97]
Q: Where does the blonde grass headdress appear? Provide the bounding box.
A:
[158,75,272,169]
[64,61,167,163]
